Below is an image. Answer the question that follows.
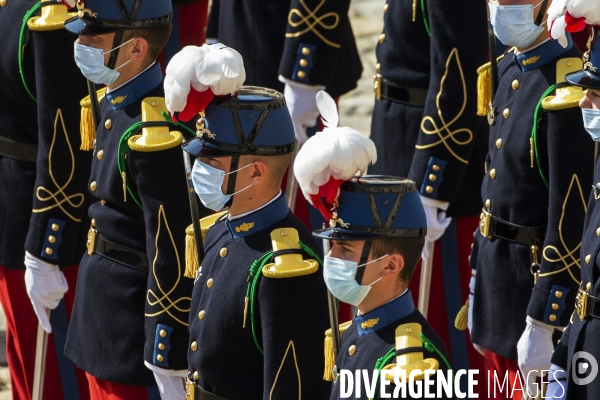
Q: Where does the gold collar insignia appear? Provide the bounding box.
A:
[521,55,541,67]
[110,95,127,105]
[235,222,255,233]
[360,318,380,330]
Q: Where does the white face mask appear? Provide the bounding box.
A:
[73,38,134,85]
[323,254,389,306]
[191,159,253,211]
[582,108,600,142]
[488,1,545,48]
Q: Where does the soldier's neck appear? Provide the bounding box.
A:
[357,283,408,315]
[228,188,282,218]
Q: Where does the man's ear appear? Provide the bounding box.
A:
[380,253,404,278]
[129,37,148,62]
[249,161,267,185]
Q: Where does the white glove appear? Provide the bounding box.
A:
[146,362,187,400]
[280,77,322,143]
[24,251,68,333]
[468,270,485,355]
[419,195,451,260]
[517,316,556,396]
[545,363,567,400]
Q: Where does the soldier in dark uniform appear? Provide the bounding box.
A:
[180,86,331,399]
[367,0,489,380]
[161,0,209,63]
[310,177,452,400]
[469,0,593,397]
[545,15,600,400]
[61,1,197,398]
[206,0,361,142]
[0,1,91,398]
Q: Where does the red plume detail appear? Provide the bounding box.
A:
[178,87,215,122]
[565,12,587,33]
[308,177,345,223]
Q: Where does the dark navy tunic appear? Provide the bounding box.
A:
[65,63,195,386]
[331,291,452,400]
[369,0,489,218]
[552,152,600,399]
[471,37,593,360]
[206,0,362,98]
[0,0,90,269]
[187,194,331,399]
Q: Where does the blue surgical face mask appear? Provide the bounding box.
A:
[73,38,134,85]
[191,159,253,211]
[582,108,600,141]
[323,254,388,306]
[488,1,545,48]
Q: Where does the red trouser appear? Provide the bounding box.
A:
[86,373,160,400]
[0,265,89,400]
[484,349,524,400]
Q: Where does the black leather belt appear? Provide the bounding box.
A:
[87,227,149,272]
[374,75,428,107]
[0,137,38,163]
[479,208,546,246]
[575,285,600,321]
[185,379,230,400]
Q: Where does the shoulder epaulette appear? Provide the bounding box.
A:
[542,57,585,111]
[476,53,506,117]
[27,3,76,31]
[184,211,228,278]
[80,87,107,151]
[261,228,319,278]
[386,323,440,380]
[128,97,183,152]
[324,321,353,381]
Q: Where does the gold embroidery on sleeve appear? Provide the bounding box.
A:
[286,0,340,48]
[32,109,85,221]
[416,48,473,164]
[145,205,192,326]
[269,340,301,400]
[541,174,586,285]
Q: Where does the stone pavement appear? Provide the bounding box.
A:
[339,0,385,136]
[0,1,384,398]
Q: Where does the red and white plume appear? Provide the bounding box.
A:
[294,90,377,224]
[59,0,76,8]
[164,44,245,121]
[549,0,600,47]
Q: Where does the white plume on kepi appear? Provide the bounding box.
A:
[164,44,245,121]
[548,0,600,47]
[293,90,377,223]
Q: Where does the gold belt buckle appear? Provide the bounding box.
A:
[479,209,492,239]
[373,73,382,101]
[576,288,590,321]
[86,227,97,256]
[185,379,195,400]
